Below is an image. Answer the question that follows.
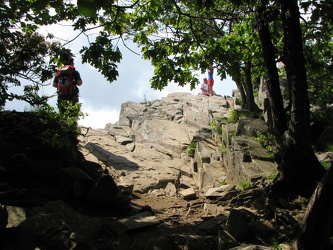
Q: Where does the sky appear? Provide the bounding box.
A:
[5,21,237,129]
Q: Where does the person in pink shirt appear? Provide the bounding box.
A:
[200,77,210,96]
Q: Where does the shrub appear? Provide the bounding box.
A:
[210,119,222,134]
[34,102,85,155]
[235,97,242,106]
[240,181,252,190]
[321,161,331,170]
[0,102,85,160]
[255,131,275,157]
[219,145,227,155]
[185,142,196,157]
[268,171,278,182]
[227,110,239,124]
[219,179,227,185]
[228,131,236,142]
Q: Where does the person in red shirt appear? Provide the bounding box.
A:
[52,58,83,112]
[207,64,214,96]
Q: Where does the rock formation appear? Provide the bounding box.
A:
[1,92,319,249]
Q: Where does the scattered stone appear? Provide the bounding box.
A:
[202,203,225,217]
[217,230,239,250]
[179,187,197,200]
[249,220,276,239]
[226,208,259,241]
[183,234,207,250]
[236,117,269,137]
[115,135,133,145]
[205,184,236,197]
[145,234,180,250]
[84,174,119,205]
[165,182,177,197]
[0,205,26,228]
[198,214,228,234]
[228,245,272,250]
[112,211,160,234]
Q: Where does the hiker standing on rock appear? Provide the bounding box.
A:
[52,57,83,113]
[207,64,214,96]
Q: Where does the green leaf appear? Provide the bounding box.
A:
[77,0,96,17]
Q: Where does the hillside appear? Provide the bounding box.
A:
[1,93,332,249]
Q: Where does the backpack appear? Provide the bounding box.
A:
[56,65,76,95]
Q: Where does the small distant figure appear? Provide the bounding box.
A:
[207,64,214,96]
[200,77,210,96]
[52,57,83,113]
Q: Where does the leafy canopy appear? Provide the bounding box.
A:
[1,0,333,112]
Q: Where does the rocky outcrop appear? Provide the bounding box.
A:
[75,93,283,249]
[226,117,276,185]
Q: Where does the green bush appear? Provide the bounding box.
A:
[33,102,85,154]
[255,131,275,157]
[240,181,251,190]
[228,131,236,141]
[185,142,196,157]
[268,171,278,182]
[235,97,242,106]
[219,179,227,185]
[321,161,331,170]
[219,145,227,155]
[0,102,85,160]
[209,119,223,134]
[227,110,239,124]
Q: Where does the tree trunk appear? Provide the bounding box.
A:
[243,60,260,112]
[294,163,333,249]
[230,66,247,108]
[280,0,310,147]
[255,1,287,140]
[230,62,259,112]
[273,0,325,194]
[237,81,247,109]
[256,0,325,195]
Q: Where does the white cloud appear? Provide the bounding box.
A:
[79,106,119,129]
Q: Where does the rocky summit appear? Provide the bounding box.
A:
[3,92,329,249]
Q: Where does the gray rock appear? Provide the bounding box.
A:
[115,135,133,145]
[183,234,207,250]
[227,136,277,186]
[217,230,239,250]
[145,234,180,250]
[165,182,177,197]
[236,117,269,137]
[202,203,226,217]
[205,184,236,198]
[179,187,197,200]
[21,201,104,250]
[199,214,228,234]
[228,245,272,250]
[112,211,160,234]
[85,175,119,205]
[0,205,26,228]
[226,208,258,241]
